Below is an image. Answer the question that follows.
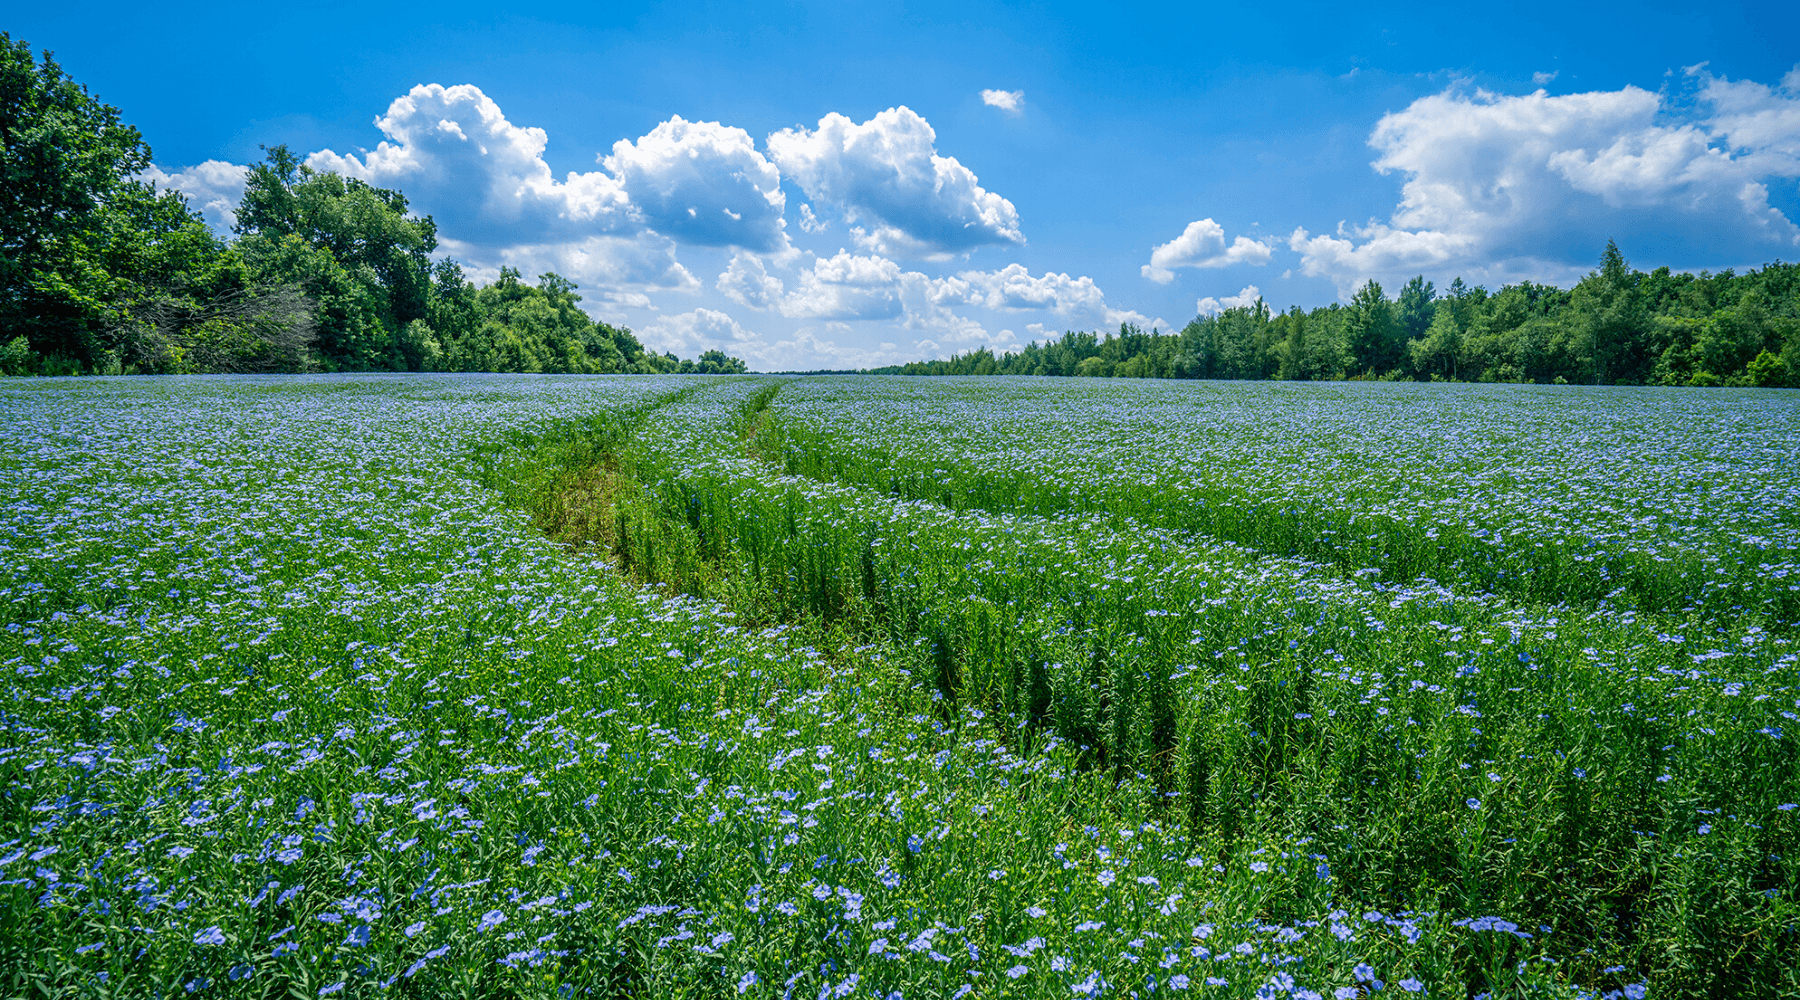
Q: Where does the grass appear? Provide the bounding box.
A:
[0,373,1795,999]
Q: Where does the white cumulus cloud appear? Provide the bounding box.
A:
[749,249,987,341]
[762,252,1165,340]
[964,264,1105,314]
[642,308,759,357]
[782,250,910,321]
[139,160,249,231]
[444,232,699,314]
[768,106,1023,258]
[1290,67,1800,296]
[1195,285,1263,316]
[282,84,809,312]
[307,86,791,255]
[602,116,788,252]
[981,89,1024,113]
[717,252,787,310]
[1142,219,1274,283]
[963,264,1172,331]
[306,83,632,249]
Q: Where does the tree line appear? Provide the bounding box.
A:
[876,244,1800,387]
[0,35,746,377]
[9,32,1796,387]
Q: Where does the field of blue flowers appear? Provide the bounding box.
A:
[1,374,1794,999]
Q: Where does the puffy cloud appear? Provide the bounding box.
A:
[1291,68,1800,296]
[782,250,909,321]
[964,264,1105,314]
[759,250,987,340]
[898,271,984,341]
[293,84,810,312]
[1694,65,1800,167]
[768,106,1023,258]
[140,160,248,231]
[753,254,1173,339]
[981,89,1024,113]
[757,252,1143,343]
[963,264,1173,331]
[1142,219,1274,283]
[642,308,759,357]
[602,116,787,252]
[1196,285,1263,316]
[798,203,827,234]
[446,232,699,313]
[307,86,788,256]
[307,84,631,249]
[742,326,935,371]
[1287,223,1478,297]
[717,252,786,310]
[641,311,936,372]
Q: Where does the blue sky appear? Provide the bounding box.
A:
[13,1,1800,369]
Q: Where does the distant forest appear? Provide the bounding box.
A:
[874,249,1800,387]
[0,36,746,377]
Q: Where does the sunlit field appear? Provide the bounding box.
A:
[2,374,1796,999]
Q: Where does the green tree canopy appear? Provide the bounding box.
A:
[1344,280,1403,376]
[233,146,439,370]
[0,34,315,374]
[877,245,1799,388]
[0,35,149,304]
[1395,275,1436,341]
[1571,239,1651,384]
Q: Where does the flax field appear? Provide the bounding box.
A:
[2,374,1796,1000]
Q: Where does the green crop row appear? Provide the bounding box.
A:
[749,379,1800,627]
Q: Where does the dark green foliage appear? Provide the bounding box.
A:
[233,145,437,370]
[0,33,151,351]
[0,33,313,375]
[0,43,746,377]
[1344,280,1404,376]
[1395,275,1436,341]
[879,247,1800,388]
[226,152,749,376]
